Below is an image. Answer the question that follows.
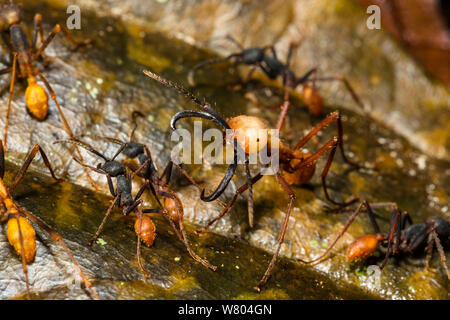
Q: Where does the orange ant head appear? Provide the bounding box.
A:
[25,77,48,120]
[134,216,156,247]
[303,84,323,116]
[6,216,37,264]
[164,197,183,222]
[283,152,316,186]
[227,115,269,154]
[0,3,23,31]
[346,234,383,262]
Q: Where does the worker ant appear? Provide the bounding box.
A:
[0,2,98,188]
[143,69,362,291]
[55,135,216,275]
[298,201,450,280]
[187,35,363,117]
[187,35,278,87]
[0,139,98,299]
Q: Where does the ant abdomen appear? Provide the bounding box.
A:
[6,216,37,264]
[303,85,324,116]
[283,155,317,186]
[25,76,48,120]
[135,216,156,247]
[346,234,382,262]
[241,48,265,64]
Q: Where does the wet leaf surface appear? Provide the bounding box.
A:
[0,0,448,299]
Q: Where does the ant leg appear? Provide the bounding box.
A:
[379,209,402,269]
[34,70,100,189]
[151,191,183,242]
[187,53,240,86]
[425,230,434,268]
[146,190,183,242]
[255,172,295,292]
[3,53,17,151]
[32,14,49,64]
[304,76,364,110]
[171,162,227,208]
[135,202,150,277]
[264,45,278,60]
[285,37,307,69]
[124,161,163,205]
[33,24,92,59]
[18,208,99,299]
[319,141,359,207]
[124,183,149,216]
[430,230,450,279]
[159,190,217,271]
[244,155,255,228]
[125,110,146,141]
[275,85,291,131]
[160,161,173,185]
[285,42,297,69]
[292,111,340,151]
[293,110,360,168]
[242,66,257,84]
[8,144,61,194]
[224,35,244,50]
[298,201,374,265]
[197,173,263,234]
[59,24,92,48]
[0,139,4,179]
[393,211,411,254]
[88,194,120,246]
[32,14,45,49]
[294,136,356,207]
[106,174,117,197]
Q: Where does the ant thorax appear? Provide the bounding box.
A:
[102,160,125,177]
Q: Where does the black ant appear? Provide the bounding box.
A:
[298,201,450,280]
[0,2,98,188]
[187,35,363,117]
[143,69,362,291]
[55,134,216,274]
[188,35,278,87]
[0,139,98,299]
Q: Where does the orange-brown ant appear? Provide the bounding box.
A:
[0,2,98,188]
[298,201,450,280]
[0,139,98,299]
[143,69,362,291]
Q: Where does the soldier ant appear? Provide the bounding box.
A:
[55,135,216,275]
[187,35,363,117]
[0,2,98,188]
[143,69,362,291]
[298,201,450,280]
[0,139,98,299]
